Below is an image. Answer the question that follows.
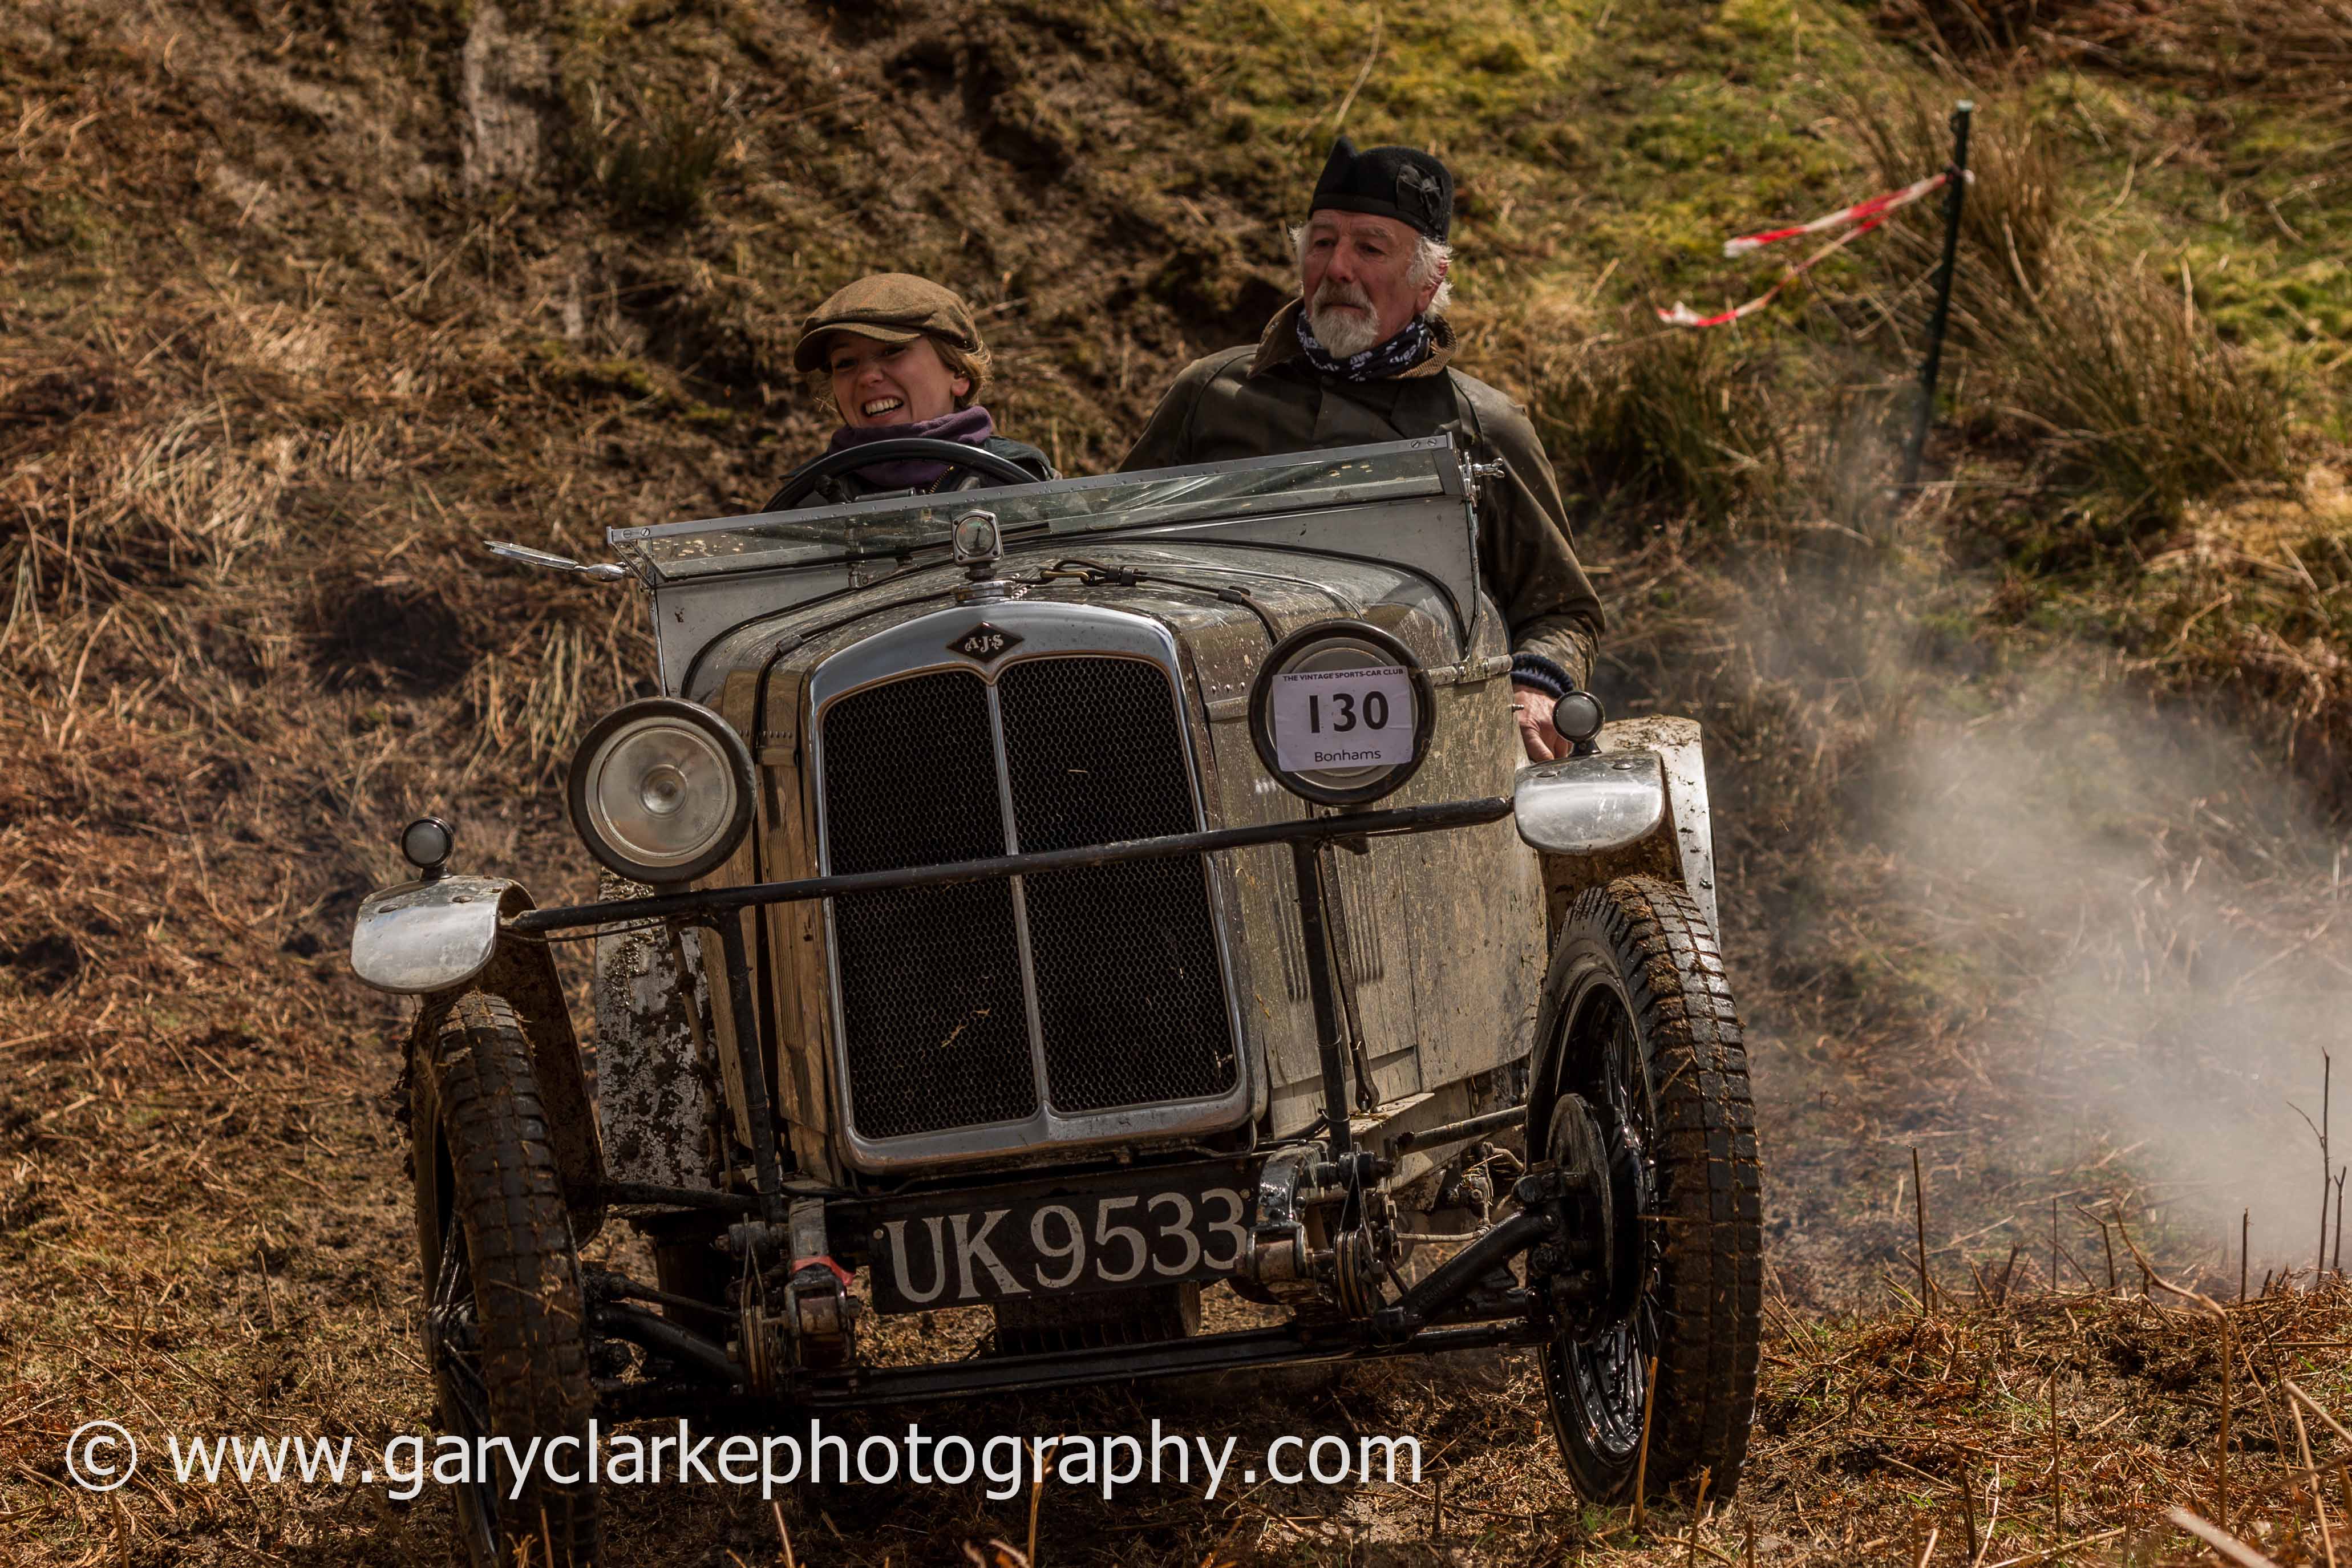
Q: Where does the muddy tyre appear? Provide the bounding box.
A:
[416,993,602,1567]
[1531,876,1760,1504]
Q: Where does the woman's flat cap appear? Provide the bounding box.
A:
[792,273,988,378]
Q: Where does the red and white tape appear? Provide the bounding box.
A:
[1657,170,1970,330]
[1722,172,1951,258]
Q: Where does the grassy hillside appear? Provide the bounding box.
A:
[3,1,2350,1563]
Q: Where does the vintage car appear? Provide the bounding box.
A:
[349,434,1760,1564]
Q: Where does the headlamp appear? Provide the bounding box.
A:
[566,698,755,885]
[1246,619,1435,807]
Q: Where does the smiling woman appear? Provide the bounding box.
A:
[780,273,1058,508]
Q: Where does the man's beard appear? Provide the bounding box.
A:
[1305,278,1386,357]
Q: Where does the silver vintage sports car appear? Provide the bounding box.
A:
[349,433,1760,1565]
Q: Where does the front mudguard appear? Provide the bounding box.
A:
[357,877,606,1250]
[351,876,515,995]
[1513,716,1719,945]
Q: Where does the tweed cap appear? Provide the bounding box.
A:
[792,273,991,390]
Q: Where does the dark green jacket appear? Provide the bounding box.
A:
[1118,302,1602,686]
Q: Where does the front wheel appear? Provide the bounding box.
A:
[416,992,602,1567]
[1533,876,1760,1503]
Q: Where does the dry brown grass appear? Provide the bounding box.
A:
[1528,317,1795,533]
[1874,0,2352,104]
[6,1050,2350,1568]
[1847,90,2067,307]
[1997,249,2293,527]
[2,0,2349,1562]
[1870,0,2103,60]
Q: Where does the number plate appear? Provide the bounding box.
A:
[853,1159,1260,1314]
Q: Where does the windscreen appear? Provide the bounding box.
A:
[610,437,1457,584]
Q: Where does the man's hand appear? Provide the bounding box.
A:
[1512,685,1566,762]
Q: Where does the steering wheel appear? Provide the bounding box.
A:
[760,439,1038,513]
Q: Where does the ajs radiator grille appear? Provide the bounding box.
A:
[819,657,1236,1144]
[821,670,1036,1141]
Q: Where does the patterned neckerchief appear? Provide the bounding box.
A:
[1294,312,1434,382]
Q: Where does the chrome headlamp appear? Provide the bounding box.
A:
[1247,619,1435,807]
[565,698,755,885]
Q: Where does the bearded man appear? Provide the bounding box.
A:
[1121,139,1603,762]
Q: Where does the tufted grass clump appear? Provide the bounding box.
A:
[1997,250,2293,528]
[1529,325,1792,533]
[585,92,731,225]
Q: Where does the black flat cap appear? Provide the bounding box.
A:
[1308,136,1453,241]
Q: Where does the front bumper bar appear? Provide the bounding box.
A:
[507,796,1514,934]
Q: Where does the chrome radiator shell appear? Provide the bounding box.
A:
[807,602,1253,1173]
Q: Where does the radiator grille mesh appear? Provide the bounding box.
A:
[820,652,1236,1145]
[998,658,1236,1113]
[822,670,1036,1140]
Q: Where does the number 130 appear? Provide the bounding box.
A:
[1306,691,1388,734]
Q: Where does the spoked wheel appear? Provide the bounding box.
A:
[414,993,602,1567]
[424,1212,506,1561]
[1532,876,1760,1503]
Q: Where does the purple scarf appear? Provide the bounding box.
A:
[826,405,997,491]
